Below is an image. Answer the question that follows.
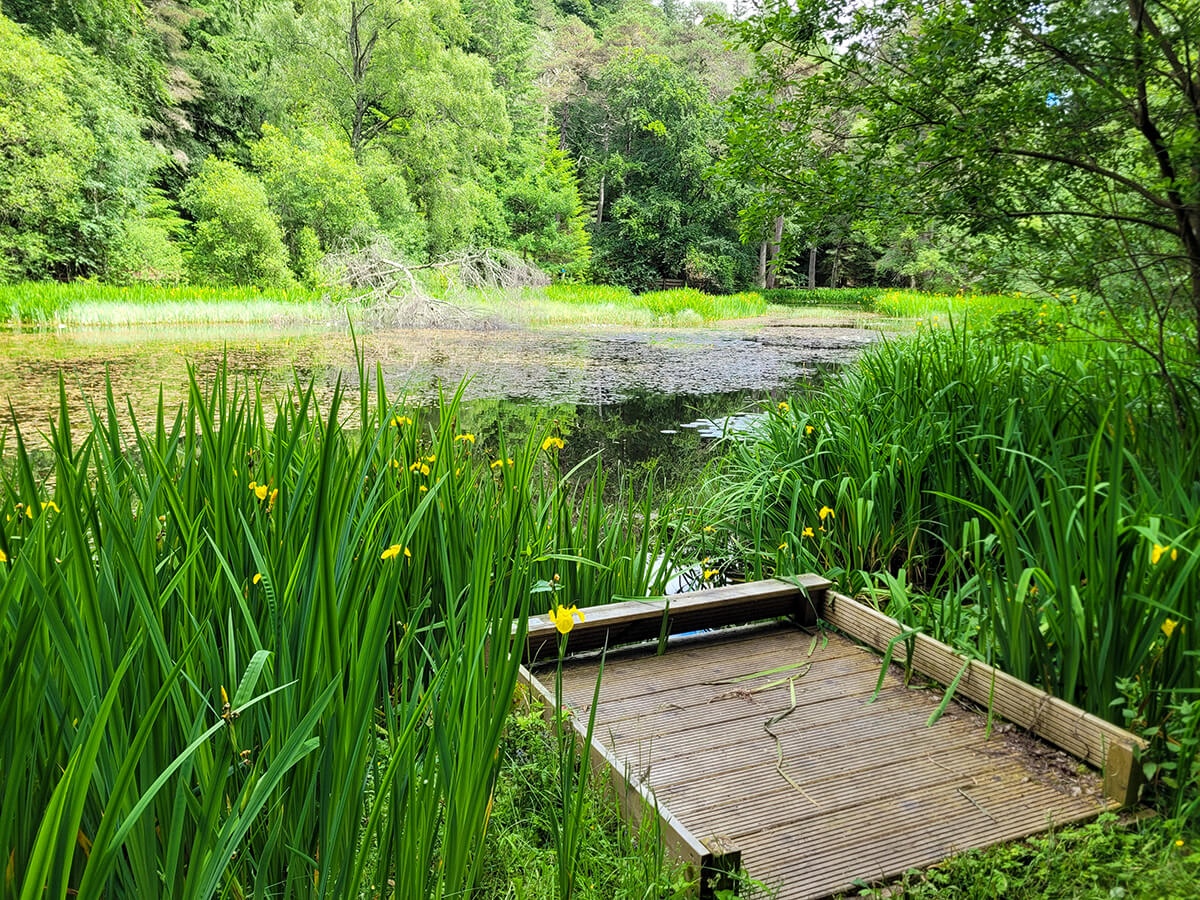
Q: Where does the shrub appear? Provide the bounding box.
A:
[181,158,291,287]
[250,122,377,265]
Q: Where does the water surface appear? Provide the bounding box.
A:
[0,320,879,472]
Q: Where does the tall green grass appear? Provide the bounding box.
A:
[0,360,690,898]
[705,325,1199,813]
[761,287,891,307]
[543,284,766,322]
[0,281,337,325]
[868,288,1029,320]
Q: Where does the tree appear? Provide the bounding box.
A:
[181,158,292,286]
[250,122,378,263]
[565,47,754,289]
[500,130,592,277]
[268,0,512,255]
[726,0,1200,408]
[0,16,167,282]
[0,16,95,281]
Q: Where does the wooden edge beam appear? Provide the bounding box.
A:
[519,575,833,666]
[518,665,742,898]
[822,591,1147,806]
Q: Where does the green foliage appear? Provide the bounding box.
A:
[359,149,428,259]
[0,16,93,281]
[863,816,1200,900]
[250,122,378,264]
[0,281,334,324]
[725,0,1200,353]
[0,363,696,898]
[501,130,592,278]
[1,1,758,290]
[481,702,690,898]
[566,47,756,290]
[543,284,766,321]
[0,16,168,283]
[180,158,292,287]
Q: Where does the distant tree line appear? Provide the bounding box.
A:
[0,0,770,292]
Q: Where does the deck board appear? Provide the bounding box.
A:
[547,621,1113,899]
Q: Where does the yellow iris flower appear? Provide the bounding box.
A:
[1151,543,1177,565]
[455,433,475,444]
[547,604,585,635]
[541,436,565,451]
[819,506,835,521]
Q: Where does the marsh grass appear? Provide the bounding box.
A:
[467,284,865,326]
[0,281,339,326]
[0,355,693,898]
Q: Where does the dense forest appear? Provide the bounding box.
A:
[0,0,773,292]
[4,0,1198,334]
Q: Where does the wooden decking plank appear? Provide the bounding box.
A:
[524,576,831,663]
[551,623,843,700]
[593,682,948,769]
[823,590,1145,803]
[743,779,1109,898]
[526,578,1136,898]
[556,636,876,724]
[569,653,894,738]
[741,779,1107,876]
[659,733,1003,829]
[558,630,915,740]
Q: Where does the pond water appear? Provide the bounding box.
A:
[0,320,880,477]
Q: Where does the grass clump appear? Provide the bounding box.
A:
[0,359,693,899]
[534,284,766,323]
[867,288,1029,321]
[479,694,691,899]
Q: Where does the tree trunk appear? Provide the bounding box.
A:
[765,214,784,289]
[830,243,842,288]
[596,174,605,226]
[807,246,817,289]
[758,240,767,289]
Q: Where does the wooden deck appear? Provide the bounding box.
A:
[519,578,1144,898]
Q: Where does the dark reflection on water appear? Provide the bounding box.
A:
[453,385,807,487]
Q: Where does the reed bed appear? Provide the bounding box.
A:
[705,324,1200,819]
[0,282,337,325]
[543,284,767,322]
[0,360,689,898]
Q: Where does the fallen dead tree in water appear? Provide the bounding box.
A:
[323,240,548,328]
